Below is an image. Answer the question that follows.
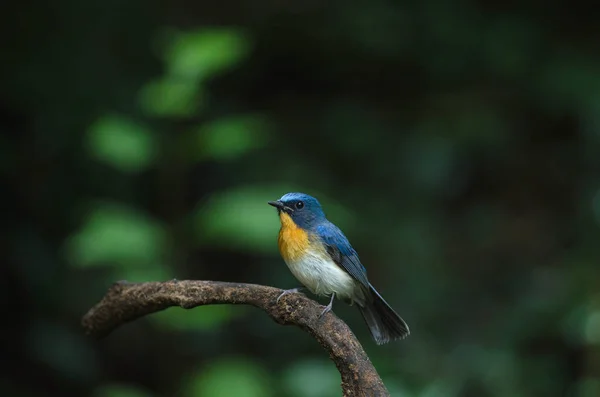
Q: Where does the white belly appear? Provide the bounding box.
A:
[284,250,358,300]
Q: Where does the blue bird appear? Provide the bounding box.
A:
[268,192,410,345]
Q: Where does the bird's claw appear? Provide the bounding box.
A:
[318,304,332,319]
[318,293,336,319]
[276,287,304,303]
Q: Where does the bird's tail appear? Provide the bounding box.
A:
[357,284,410,345]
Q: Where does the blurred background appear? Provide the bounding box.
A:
[2,1,600,396]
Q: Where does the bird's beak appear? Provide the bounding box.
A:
[268,200,285,210]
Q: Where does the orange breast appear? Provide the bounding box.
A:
[277,212,310,262]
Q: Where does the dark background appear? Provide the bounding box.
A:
[2,1,600,396]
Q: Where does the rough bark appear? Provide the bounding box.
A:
[82,280,390,397]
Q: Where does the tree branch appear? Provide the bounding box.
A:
[82,280,390,397]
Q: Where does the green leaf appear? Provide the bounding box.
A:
[87,114,157,172]
[66,201,167,269]
[138,77,204,117]
[92,383,154,397]
[137,28,250,118]
[282,359,341,397]
[192,186,283,253]
[150,305,242,331]
[186,358,272,397]
[165,28,251,82]
[192,115,269,161]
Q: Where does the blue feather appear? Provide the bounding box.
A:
[314,223,370,290]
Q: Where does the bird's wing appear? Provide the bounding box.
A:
[315,223,370,289]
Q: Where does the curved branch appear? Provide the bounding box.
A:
[82,280,390,397]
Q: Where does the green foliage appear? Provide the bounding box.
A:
[65,202,172,281]
[164,28,251,82]
[185,358,273,397]
[572,378,600,397]
[192,115,269,161]
[138,79,204,117]
[87,115,157,173]
[282,359,340,397]
[139,28,250,118]
[150,305,241,331]
[193,185,291,253]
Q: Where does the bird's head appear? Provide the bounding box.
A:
[268,192,325,229]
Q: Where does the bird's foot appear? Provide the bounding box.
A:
[276,287,305,303]
[318,293,336,319]
[319,304,332,318]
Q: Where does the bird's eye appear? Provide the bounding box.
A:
[295,201,304,209]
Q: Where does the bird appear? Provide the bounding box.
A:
[268,192,409,345]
